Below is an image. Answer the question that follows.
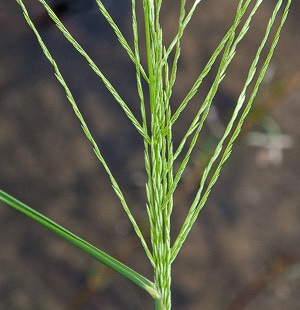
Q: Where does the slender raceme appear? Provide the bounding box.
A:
[0,1,292,309]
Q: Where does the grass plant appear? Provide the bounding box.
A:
[0,0,292,309]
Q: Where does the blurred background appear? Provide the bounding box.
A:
[1,0,300,309]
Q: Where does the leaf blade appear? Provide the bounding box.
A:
[0,190,160,299]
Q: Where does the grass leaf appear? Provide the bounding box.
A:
[0,190,159,299]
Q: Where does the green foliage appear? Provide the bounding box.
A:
[1,0,292,309]
[0,190,160,299]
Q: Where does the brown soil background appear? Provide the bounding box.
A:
[1,1,300,309]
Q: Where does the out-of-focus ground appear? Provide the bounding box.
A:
[1,0,300,309]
